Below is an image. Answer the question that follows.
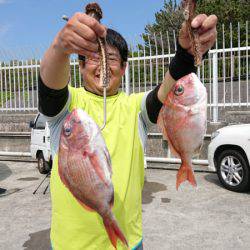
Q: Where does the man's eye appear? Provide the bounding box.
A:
[109,57,118,61]
[87,57,100,63]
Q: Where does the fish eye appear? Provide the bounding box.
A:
[174,85,184,96]
[64,127,72,137]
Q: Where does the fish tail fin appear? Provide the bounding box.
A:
[103,216,128,249]
[176,162,197,190]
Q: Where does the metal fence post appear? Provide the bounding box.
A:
[212,51,219,123]
[125,62,130,95]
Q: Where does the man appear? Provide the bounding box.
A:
[39,9,217,250]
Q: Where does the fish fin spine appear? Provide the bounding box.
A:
[176,162,197,190]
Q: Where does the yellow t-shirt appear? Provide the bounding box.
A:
[48,87,148,250]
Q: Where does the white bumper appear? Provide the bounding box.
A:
[207,142,216,172]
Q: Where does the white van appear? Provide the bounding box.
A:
[29,113,52,174]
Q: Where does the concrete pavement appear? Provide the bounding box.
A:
[0,161,250,250]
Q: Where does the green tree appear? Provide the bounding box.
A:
[142,0,249,51]
[196,0,249,47]
[142,0,183,53]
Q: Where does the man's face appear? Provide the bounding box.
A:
[80,45,126,96]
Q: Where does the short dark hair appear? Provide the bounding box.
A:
[79,28,128,65]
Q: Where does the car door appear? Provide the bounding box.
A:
[31,114,46,155]
[246,127,250,165]
[43,122,51,162]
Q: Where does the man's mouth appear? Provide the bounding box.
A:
[94,74,112,88]
[95,75,101,85]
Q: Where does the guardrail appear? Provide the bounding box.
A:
[0,22,249,122]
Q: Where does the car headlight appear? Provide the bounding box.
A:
[211,131,220,140]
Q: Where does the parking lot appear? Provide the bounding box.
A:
[1,161,250,250]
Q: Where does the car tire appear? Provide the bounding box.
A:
[216,149,250,192]
[37,152,51,175]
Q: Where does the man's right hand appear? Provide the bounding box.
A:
[54,12,106,58]
[40,13,106,90]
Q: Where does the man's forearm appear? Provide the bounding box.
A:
[144,70,175,124]
[157,71,176,104]
[40,35,70,90]
[157,41,198,104]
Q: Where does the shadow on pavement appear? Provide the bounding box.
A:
[204,173,250,195]
[161,197,171,203]
[0,162,12,181]
[0,188,21,197]
[203,173,222,187]
[142,180,167,204]
[17,177,39,181]
[23,228,51,250]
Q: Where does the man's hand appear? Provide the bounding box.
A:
[54,12,106,58]
[158,14,218,103]
[40,13,106,90]
[179,14,218,55]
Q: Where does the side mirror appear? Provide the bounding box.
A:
[29,121,35,128]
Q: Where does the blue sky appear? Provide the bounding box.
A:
[0,0,169,54]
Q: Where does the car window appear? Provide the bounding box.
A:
[35,114,46,129]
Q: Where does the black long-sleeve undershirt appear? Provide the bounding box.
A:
[38,75,162,123]
[38,75,69,117]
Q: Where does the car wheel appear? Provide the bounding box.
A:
[216,149,250,192]
[37,152,51,175]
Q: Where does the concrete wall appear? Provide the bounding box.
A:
[0,113,36,153]
[0,113,37,132]
[0,108,249,157]
[0,134,30,152]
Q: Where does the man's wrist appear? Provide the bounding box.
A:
[169,42,197,81]
[52,34,71,58]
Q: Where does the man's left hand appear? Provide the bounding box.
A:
[179,14,218,56]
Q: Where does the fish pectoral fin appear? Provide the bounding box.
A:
[103,147,112,173]
[158,111,179,157]
[89,151,110,187]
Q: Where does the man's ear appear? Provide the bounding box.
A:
[79,61,85,73]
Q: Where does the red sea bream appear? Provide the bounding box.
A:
[158,73,207,189]
[58,108,128,249]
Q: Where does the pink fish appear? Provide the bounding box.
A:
[158,73,207,189]
[58,108,128,249]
